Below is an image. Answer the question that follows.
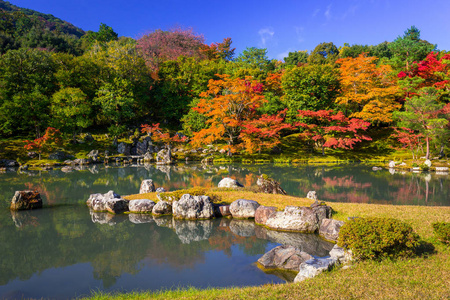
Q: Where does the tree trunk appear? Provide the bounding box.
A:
[322,145,325,156]
[426,136,430,159]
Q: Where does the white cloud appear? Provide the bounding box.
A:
[312,8,320,17]
[276,49,292,61]
[295,26,305,43]
[324,4,332,20]
[258,27,275,46]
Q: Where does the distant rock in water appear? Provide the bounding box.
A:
[10,190,43,211]
[140,179,156,193]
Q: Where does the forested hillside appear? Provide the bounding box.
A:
[1,0,449,160]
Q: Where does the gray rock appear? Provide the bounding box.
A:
[129,199,156,213]
[256,175,287,195]
[294,258,337,282]
[10,190,43,210]
[424,159,432,167]
[84,133,95,143]
[173,219,213,244]
[257,245,313,271]
[143,152,154,162]
[255,206,277,225]
[388,161,396,168]
[156,187,167,193]
[136,141,147,155]
[152,201,172,216]
[105,198,129,214]
[172,194,214,219]
[73,158,92,165]
[87,150,99,162]
[306,191,317,201]
[156,149,173,165]
[140,179,156,193]
[319,218,345,242]
[229,219,256,237]
[229,199,260,219]
[129,213,154,224]
[217,177,244,188]
[27,152,38,159]
[152,215,173,228]
[312,204,333,225]
[48,151,74,161]
[436,167,449,172]
[86,190,120,212]
[372,166,383,171]
[329,244,353,265]
[265,206,319,233]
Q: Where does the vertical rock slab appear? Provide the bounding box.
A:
[139,179,156,194]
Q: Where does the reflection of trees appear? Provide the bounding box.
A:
[0,163,448,210]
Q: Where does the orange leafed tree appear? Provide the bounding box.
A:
[336,53,401,124]
[141,123,187,149]
[191,75,265,154]
[24,127,63,160]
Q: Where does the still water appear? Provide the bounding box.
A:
[0,163,449,299]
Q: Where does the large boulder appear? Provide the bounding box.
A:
[140,179,156,194]
[136,141,147,155]
[257,245,313,271]
[217,177,243,188]
[87,150,99,162]
[172,194,214,220]
[319,218,345,242]
[256,175,287,195]
[156,149,173,165]
[265,206,319,233]
[255,206,277,225]
[48,151,74,161]
[105,198,129,214]
[0,159,19,167]
[129,199,156,213]
[86,190,121,212]
[117,142,131,155]
[294,258,337,282]
[229,199,260,219]
[10,190,43,210]
[152,201,172,216]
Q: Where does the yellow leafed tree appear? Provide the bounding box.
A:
[336,53,401,124]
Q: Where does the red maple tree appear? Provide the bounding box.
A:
[296,110,372,155]
[24,127,63,160]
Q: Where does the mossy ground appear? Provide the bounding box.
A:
[115,190,450,300]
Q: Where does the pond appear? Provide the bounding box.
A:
[0,163,449,299]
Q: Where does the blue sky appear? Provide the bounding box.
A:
[7,0,450,60]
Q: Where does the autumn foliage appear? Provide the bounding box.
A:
[24,127,63,160]
[141,123,187,148]
[336,53,401,124]
[191,75,265,154]
[297,110,372,155]
[240,109,293,154]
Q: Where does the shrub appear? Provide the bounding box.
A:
[337,217,419,260]
[432,222,450,243]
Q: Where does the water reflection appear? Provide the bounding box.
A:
[0,206,335,299]
[1,163,449,210]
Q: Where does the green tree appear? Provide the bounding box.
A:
[232,47,275,80]
[281,64,340,120]
[284,50,309,66]
[388,26,436,71]
[81,23,118,49]
[0,48,57,137]
[94,78,136,145]
[51,87,92,140]
[393,87,450,159]
[307,42,339,65]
